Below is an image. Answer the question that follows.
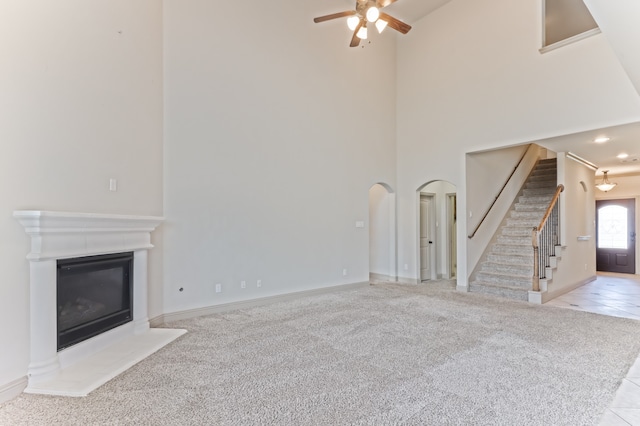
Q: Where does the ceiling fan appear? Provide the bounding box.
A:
[313,0,412,47]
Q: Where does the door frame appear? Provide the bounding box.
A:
[595,198,637,274]
[446,193,457,279]
[417,192,437,281]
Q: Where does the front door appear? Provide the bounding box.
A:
[596,199,636,274]
[420,194,434,281]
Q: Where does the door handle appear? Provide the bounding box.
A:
[429,241,433,244]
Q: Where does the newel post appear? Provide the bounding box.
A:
[532,227,540,292]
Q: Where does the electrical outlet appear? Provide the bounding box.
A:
[215,283,221,293]
[342,268,347,276]
[404,264,409,271]
[241,280,246,289]
[257,279,262,288]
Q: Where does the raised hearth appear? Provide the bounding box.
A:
[14,210,185,396]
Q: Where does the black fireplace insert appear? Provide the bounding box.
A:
[57,252,133,351]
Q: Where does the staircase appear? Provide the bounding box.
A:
[469,159,557,301]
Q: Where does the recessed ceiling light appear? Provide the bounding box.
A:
[594,136,610,143]
[617,153,629,159]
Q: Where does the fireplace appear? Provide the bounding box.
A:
[57,252,134,351]
[14,210,185,397]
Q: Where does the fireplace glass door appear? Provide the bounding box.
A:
[57,252,133,350]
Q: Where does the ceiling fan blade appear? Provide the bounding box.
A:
[379,12,411,34]
[314,10,356,23]
[376,0,398,8]
[350,20,364,47]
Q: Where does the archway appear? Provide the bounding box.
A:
[369,183,396,282]
[416,180,457,281]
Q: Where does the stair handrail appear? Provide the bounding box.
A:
[468,149,529,239]
[532,184,564,292]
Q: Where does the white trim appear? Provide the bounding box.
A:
[566,152,598,170]
[13,210,164,261]
[0,376,28,403]
[155,281,370,324]
[540,28,601,54]
[397,276,420,284]
[369,272,394,282]
[531,275,597,304]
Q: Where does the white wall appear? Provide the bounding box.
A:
[548,153,597,296]
[162,0,397,313]
[465,144,538,275]
[396,0,640,285]
[0,1,163,397]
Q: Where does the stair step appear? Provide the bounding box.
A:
[480,262,532,275]
[510,210,544,219]
[469,282,529,301]
[497,235,533,246]
[506,218,539,228]
[487,253,532,265]
[493,241,532,254]
[501,227,535,237]
[525,181,556,189]
[514,203,548,212]
[518,195,554,204]
[522,188,556,197]
[475,271,532,287]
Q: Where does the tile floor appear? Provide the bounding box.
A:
[543,272,640,426]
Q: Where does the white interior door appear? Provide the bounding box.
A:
[420,194,434,281]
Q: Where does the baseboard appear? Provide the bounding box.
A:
[543,275,597,302]
[456,285,469,293]
[369,273,395,282]
[0,376,27,403]
[152,281,370,325]
[396,276,420,284]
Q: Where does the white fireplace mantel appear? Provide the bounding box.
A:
[14,210,184,396]
[14,210,164,261]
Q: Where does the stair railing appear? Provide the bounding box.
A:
[531,184,564,292]
[468,149,529,239]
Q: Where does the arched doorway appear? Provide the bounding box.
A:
[417,181,457,281]
[369,183,396,282]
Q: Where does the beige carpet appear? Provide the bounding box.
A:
[2,280,640,425]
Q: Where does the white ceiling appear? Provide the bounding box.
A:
[383,0,452,23]
[534,121,640,177]
[324,0,640,178]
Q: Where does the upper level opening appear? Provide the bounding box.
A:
[542,0,600,52]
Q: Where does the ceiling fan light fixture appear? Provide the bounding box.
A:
[357,25,368,40]
[347,15,360,31]
[375,19,388,33]
[366,6,380,23]
[596,170,617,192]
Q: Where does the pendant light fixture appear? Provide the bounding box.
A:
[596,170,617,192]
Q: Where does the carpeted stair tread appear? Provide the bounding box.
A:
[469,282,529,301]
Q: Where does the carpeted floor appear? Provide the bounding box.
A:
[2,280,640,425]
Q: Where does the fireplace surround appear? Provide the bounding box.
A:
[14,210,185,396]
